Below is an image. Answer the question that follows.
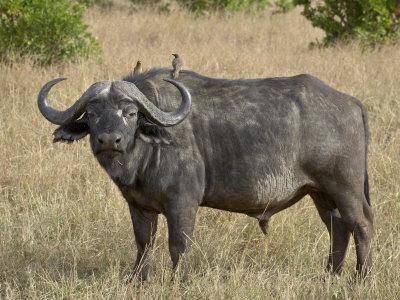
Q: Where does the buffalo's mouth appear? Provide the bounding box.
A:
[95,149,126,175]
[95,149,124,156]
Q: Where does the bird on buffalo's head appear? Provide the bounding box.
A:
[133,60,142,75]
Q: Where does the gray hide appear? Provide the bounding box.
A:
[38,68,373,281]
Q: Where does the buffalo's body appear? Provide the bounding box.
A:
[38,68,373,280]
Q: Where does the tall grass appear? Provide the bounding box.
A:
[1,5,399,299]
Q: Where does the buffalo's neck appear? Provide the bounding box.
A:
[115,138,158,188]
[115,138,168,212]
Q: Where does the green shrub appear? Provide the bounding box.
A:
[0,0,102,65]
[295,0,400,46]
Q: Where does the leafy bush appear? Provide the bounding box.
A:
[0,0,101,65]
[295,0,400,46]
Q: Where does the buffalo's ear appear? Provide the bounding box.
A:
[137,115,172,145]
[53,115,89,143]
[135,81,172,145]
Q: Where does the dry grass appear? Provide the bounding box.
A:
[1,4,400,299]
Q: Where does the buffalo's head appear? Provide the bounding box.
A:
[38,78,191,185]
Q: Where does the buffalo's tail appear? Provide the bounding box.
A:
[359,102,371,206]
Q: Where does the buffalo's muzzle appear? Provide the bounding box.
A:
[96,132,123,152]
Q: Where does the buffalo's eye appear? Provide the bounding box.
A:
[125,110,137,118]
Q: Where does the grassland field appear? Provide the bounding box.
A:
[0,3,399,299]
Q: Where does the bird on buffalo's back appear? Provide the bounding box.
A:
[172,54,182,79]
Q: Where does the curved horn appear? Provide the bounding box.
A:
[38,78,111,125]
[113,79,192,127]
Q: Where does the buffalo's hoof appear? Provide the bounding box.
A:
[124,271,148,284]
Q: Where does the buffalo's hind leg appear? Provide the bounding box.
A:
[317,186,374,277]
[335,191,373,277]
[311,192,350,274]
[353,198,374,277]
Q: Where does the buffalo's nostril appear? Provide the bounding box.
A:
[97,133,122,149]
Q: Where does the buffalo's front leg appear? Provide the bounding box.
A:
[128,204,158,282]
[165,203,198,270]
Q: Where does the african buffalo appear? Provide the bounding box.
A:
[38,68,373,280]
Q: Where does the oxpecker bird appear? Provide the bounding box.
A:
[172,53,182,79]
[133,60,142,75]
